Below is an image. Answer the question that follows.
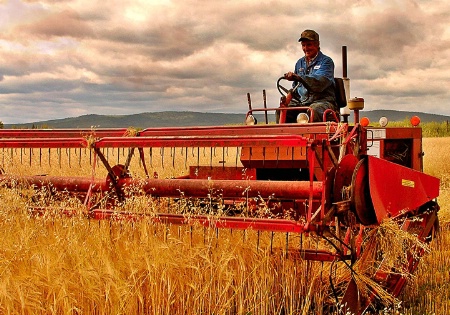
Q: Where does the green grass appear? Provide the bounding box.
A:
[369,118,450,137]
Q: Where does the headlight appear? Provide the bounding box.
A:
[245,115,257,125]
[379,116,388,127]
[296,113,309,124]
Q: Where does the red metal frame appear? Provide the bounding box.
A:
[93,134,310,149]
[0,124,336,235]
[0,138,89,148]
[0,129,128,138]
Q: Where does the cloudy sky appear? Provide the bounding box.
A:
[0,0,449,124]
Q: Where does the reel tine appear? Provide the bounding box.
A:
[29,148,32,166]
[172,147,175,168]
[197,147,200,169]
[291,147,295,168]
[222,147,225,170]
[149,147,153,168]
[210,147,213,169]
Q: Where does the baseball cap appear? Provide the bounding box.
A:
[298,30,319,42]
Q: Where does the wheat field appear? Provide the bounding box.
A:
[0,137,448,314]
[400,137,450,314]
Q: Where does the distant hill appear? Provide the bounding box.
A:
[3,110,449,129]
[4,112,269,129]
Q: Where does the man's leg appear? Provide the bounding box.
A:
[276,108,299,123]
[309,101,338,122]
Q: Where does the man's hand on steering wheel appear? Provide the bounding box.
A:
[277,76,302,106]
[284,71,300,81]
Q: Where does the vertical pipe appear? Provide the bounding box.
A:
[342,46,347,78]
[341,46,351,120]
[247,93,252,111]
[263,90,268,124]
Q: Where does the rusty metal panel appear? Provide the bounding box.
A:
[240,146,307,168]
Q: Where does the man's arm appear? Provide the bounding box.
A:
[285,57,334,92]
[300,57,334,92]
[284,71,311,90]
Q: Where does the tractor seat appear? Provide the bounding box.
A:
[334,78,347,108]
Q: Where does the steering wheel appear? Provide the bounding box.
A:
[276,77,304,106]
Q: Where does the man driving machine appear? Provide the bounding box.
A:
[282,29,338,122]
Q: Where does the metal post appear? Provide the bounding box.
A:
[341,46,351,121]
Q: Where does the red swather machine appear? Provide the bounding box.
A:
[0,47,440,314]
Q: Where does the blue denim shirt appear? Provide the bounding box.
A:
[293,50,336,107]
